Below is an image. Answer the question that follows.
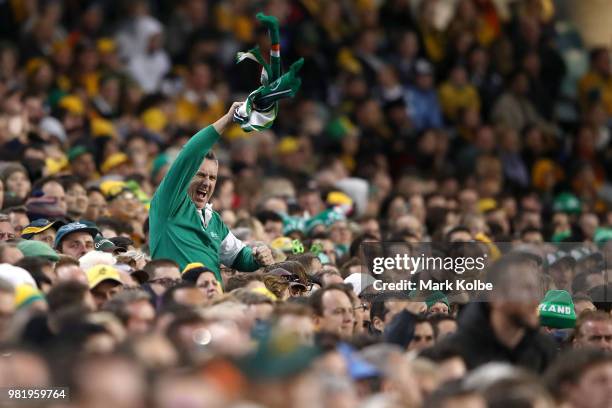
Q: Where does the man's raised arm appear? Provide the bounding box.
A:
[151,103,241,218]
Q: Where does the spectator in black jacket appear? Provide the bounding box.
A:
[441,253,557,372]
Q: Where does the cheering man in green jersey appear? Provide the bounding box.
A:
[149,103,274,282]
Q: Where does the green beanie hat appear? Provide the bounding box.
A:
[426,291,449,309]
[539,290,576,329]
[594,227,612,245]
[553,192,581,214]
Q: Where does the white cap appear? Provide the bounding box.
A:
[0,264,37,288]
[79,250,117,271]
[344,273,376,296]
[39,116,67,143]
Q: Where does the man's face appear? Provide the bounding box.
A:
[90,281,122,308]
[66,184,89,216]
[196,272,222,301]
[149,266,181,296]
[32,229,56,246]
[575,320,612,352]
[299,191,323,217]
[85,191,108,220]
[352,296,370,334]
[408,322,435,352]
[72,153,96,179]
[60,231,94,259]
[126,300,155,335]
[319,289,354,338]
[330,221,352,245]
[108,190,139,220]
[263,220,283,241]
[492,262,542,329]
[188,159,218,210]
[429,302,449,315]
[568,362,612,408]
[550,260,574,291]
[42,181,67,214]
[361,219,381,240]
[0,221,15,241]
[9,212,28,236]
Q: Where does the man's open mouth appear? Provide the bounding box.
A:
[196,188,208,200]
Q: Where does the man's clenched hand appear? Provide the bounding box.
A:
[212,102,243,135]
[252,245,274,266]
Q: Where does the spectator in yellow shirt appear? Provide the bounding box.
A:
[438,64,480,123]
[579,47,612,115]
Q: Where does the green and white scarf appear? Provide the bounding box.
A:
[233,13,304,132]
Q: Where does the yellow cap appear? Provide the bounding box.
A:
[52,39,71,53]
[26,57,46,76]
[14,284,45,309]
[91,117,117,138]
[99,180,126,198]
[182,262,205,274]
[45,156,69,176]
[97,37,116,53]
[59,95,85,115]
[327,191,353,206]
[474,232,501,261]
[86,265,122,289]
[251,286,277,301]
[478,198,497,213]
[276,137,300,155]
[100,152,130,174]
[270,237,293,252]
[141,108,167,133]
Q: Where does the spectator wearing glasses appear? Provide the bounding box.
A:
[142,259,181,301]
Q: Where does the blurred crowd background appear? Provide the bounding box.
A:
[0,0,612,407]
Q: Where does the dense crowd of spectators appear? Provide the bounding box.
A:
[0,0,612,407]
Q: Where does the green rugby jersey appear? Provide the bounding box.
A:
[149,125,259,281]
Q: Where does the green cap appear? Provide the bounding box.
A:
[305,208,346,233]
[17,240,60,262]
[594,228,612,245]
[237,330,320,380]
[539,290,576,329]
[551,230,571,243]
[282,215,306,235]
[425,291,449,309]
[553,192,581,214]
[94,234,118,252]
[67,145,90,162]
[326,117,357,142]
